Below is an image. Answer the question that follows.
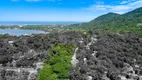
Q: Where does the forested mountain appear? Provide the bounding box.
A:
[91,7,142,28]
[122,7,142,27]
[89,12,121,28]
[74,7,142,29]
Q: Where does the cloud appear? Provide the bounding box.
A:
[84,0,142,14]
[120,1,129,4]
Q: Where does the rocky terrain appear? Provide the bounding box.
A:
[0,31,142,80]
[0,32,86,80]
[70,31,142,80]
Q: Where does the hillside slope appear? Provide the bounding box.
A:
[89,12,121,28]
[90,7,142,28]
[74,7,142,29]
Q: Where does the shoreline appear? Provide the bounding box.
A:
[0,29,48,36]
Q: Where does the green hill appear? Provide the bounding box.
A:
[88,12,121,28]
[71,7,142,29]
[122,7,142,27]
[67,7,142,36]
[88,7,142,28]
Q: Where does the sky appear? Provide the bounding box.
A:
[0,0,142,22]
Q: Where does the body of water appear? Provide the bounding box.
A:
[0,21,81,25]
[0,29,46,36]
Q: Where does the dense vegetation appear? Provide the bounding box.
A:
[38,44,75,80]
[79,7,142,28]
[67,7,142,36]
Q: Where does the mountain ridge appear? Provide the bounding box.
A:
[74,7,142,29]
[88,7,142,28]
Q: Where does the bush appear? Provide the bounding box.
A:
[38,44,75,80]
[37,64,59,80]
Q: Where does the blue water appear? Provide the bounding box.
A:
[0,21,81,25]
[0,29,46,36]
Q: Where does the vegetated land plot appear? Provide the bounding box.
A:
[38,44,75,80]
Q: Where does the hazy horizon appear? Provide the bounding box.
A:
[0,0,142,22]
[0,21,82,25]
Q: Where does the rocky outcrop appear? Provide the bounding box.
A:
[0,32,87,80]
[70,32,142,80]
[1,31,142,80]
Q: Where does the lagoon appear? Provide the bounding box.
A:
[0,29,46,36]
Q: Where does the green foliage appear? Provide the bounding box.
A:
[98,26,142,37]
[37,64,59,80]
[38,44,75,80]
[80,7,142,29]
[0,34,10,39]
[70,7,142,37]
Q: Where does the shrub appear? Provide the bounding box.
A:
[38,44,75,80]
[38,64,59,80]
